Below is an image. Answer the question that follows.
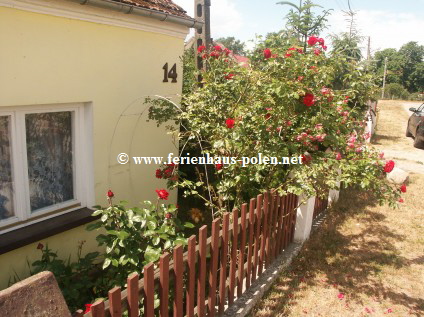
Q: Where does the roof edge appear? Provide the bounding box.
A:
[78,0,203,28]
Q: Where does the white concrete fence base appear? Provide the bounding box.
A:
[294,194,316,243]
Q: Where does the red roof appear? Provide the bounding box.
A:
[233,54,250,68]
[112,0,191,18]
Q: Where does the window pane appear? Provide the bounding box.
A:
[0,116,15,221]
[26,112,74,212]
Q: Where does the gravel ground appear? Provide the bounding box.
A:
[373,101,424,175]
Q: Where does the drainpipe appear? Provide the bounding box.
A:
[76,0,204,29]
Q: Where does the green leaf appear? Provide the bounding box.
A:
[91,209,103,216]
[102,258,111,269]
[152,236,160,246]
[86,222,102,231]
[183,222,195,228]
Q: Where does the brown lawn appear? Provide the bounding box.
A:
[249,100,424,317]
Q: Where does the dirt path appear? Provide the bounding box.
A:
[373,100,424,174]
[250,100,424,317]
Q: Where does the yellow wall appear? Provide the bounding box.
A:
[0,6,187,289]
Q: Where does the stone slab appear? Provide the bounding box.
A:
[0,271,71,317]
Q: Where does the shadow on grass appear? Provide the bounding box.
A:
[250,188,424,316]
[372,134,403,144]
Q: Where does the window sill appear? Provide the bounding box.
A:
[0,208,99,255]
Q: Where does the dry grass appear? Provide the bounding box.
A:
[249,100,424,317]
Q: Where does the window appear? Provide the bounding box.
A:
[0,103,92,232]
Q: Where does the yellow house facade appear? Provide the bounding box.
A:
[0,0,198,289]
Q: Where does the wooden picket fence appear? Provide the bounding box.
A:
[75,191,299,317]
[313,194,328,220]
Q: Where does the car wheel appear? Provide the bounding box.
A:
[413,134,424,149]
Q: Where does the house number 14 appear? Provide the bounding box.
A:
[162,63,178,83]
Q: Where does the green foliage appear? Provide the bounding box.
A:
[215,36,247,55]
[87,199,191,288]
[277,0,332,49]
[330,32,363,61]
[11,242,100,312]
[148,41,401,218]
[383,83,409,100]
[373,42,424,93]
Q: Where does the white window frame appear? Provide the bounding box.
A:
[0,102,94,233]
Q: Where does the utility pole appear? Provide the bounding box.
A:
[381,57,388,99]
[194,0,212,75]
[367,36,371,61]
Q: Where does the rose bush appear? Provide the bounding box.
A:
[87,190,193,288]
[148,38,401,218]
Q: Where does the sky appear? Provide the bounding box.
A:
[173,0,424,54]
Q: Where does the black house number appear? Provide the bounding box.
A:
[163,63,178,83]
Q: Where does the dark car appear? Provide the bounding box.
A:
[406,102,424,149]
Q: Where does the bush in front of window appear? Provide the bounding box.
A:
[86,189,193,290]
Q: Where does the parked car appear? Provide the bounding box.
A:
[406,102,424,149]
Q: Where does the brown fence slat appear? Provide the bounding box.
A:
[91,299,105,317]
[219,213,230,314]
[173,245,184,317]
[197,225,208,317]
[109,287,122,317]
[246,198,255,289]
[275,195,284,255]
[144,263,155,317]
[186,236,196,317]
[127,273,139,317]
[228,208,238,304]
[159,253,170,317]
[291,194,298,242]
[237,203,247,297]
[273,193,281,258]
[285,194,293,247]
[265,192,275,268]
[208,218,221,317]
[259,191,269,275]
[252,194,263,282]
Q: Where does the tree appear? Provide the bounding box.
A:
[409,62,424,93]
[215,37,246,55]
[277,0,332,50]
[398,42,424,91]
[330,32,362,61]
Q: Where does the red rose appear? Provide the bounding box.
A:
[202,53,209,59]
[307,36,318,46]
[263,48,272,59]
[224,48,231,56]
[335,152,342,160]
[210,51,220,59]
[301,154,312,164]
[225,118,235,129]
[213,45,222,52]
[197,45,206,53]
[400,184,407,193]
[37,243,44,250]
[225,73,234,80]
[322,45,327,51]
[297,76,304,81]
[155,169,163,179]
[155,189,169,200]
[84,304,92,314]
[302,93,315,107]
[398,198,404,203]
[314,48,321,55]
[107,190,114,198]
[383,160,395,173]
[318,38,325,46]
[165,212,172,219]
[285,53,293,58]
[215,163,223,170]
[297,48,304,54]
[288,47,296,51]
